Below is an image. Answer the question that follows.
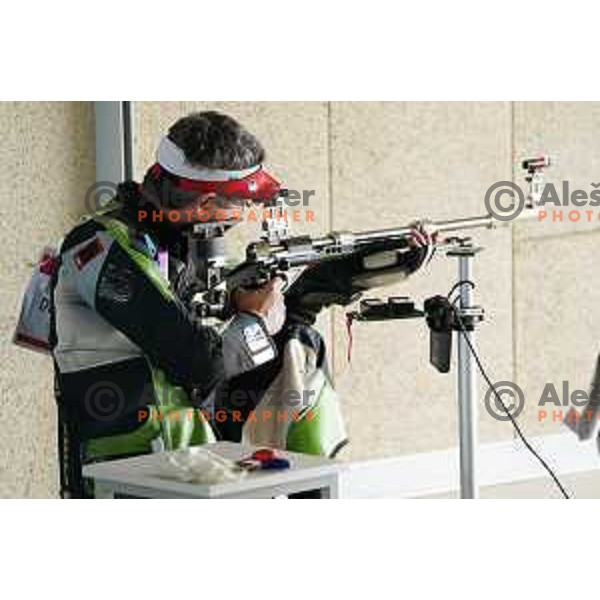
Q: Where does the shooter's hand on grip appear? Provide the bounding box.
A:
[404,222,437,272]
[232,277,286,335]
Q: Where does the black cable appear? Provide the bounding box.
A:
[447,279,475,300]
[450,282,475,308]
[449,292,570,499]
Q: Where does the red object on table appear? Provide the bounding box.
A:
[252,448,278,462]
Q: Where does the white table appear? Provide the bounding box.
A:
[83,441,346,499]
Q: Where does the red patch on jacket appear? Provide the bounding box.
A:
[74,238,104,270]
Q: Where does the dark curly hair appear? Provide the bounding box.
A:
[167,111,266,170]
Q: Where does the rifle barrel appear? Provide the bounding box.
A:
[355,214,495,242]
[309,214,496,249]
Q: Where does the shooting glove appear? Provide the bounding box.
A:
[285,229,432,325]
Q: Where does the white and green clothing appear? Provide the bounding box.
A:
[51,212,347,496]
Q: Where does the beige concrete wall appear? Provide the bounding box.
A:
[514,103,600,437]
[0,102,95,498]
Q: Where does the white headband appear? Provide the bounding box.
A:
[156,136,261,181]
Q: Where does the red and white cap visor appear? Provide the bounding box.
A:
[155,136,282,203]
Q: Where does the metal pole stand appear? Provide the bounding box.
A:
[347,236,486,499]
[447,239,484,499]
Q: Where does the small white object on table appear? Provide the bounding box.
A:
[83,441,346,499]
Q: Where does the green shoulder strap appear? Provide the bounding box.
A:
[94,214,174,301]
